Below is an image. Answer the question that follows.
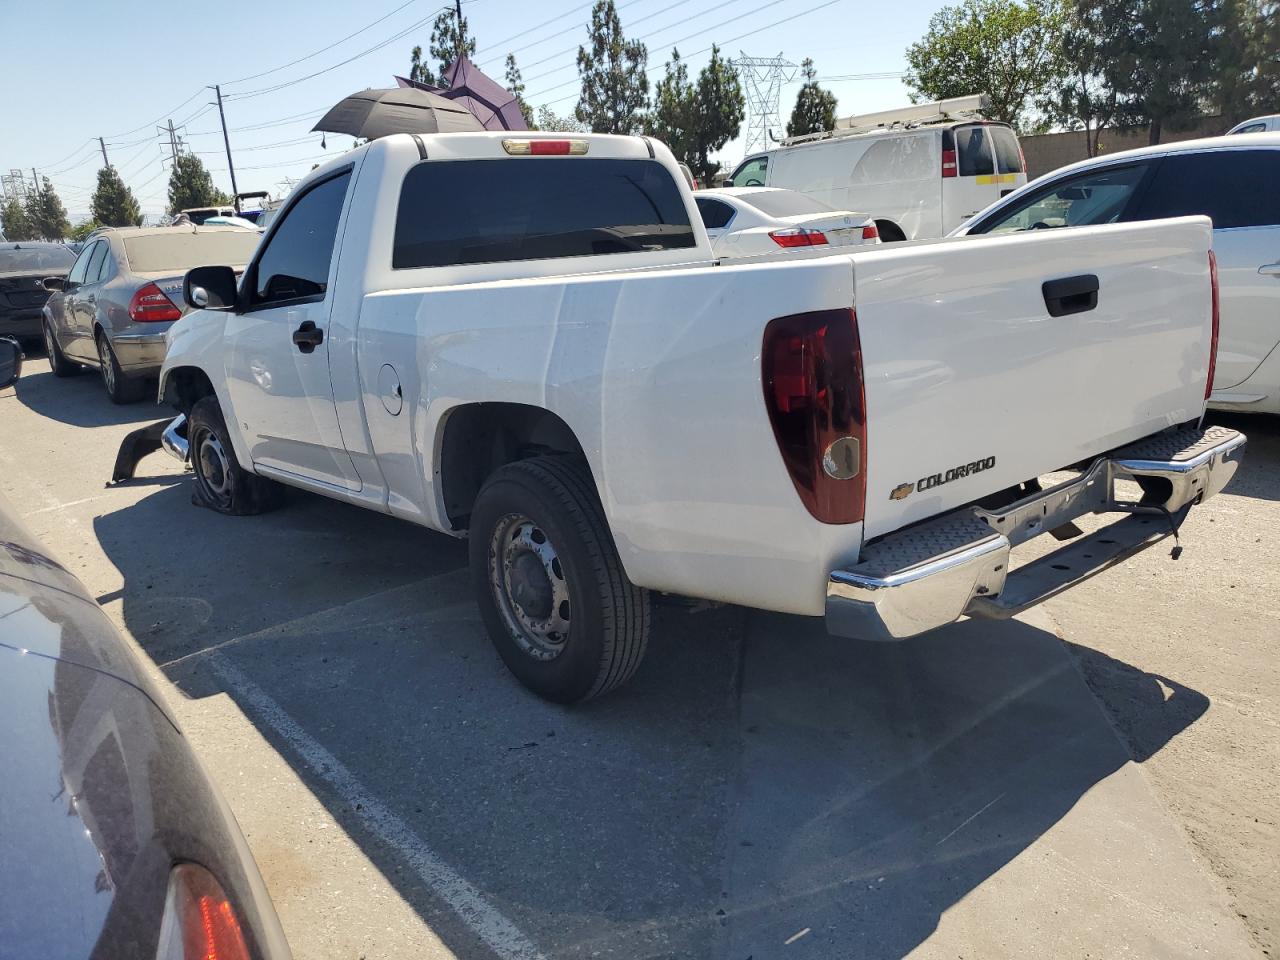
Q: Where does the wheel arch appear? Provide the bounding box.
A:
[436,402,592,531]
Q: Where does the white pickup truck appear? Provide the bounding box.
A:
[157,131,1245,703]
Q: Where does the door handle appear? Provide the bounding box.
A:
[1042,274,1099,317]
[292,320,324,354]
[1259,262,1280,277]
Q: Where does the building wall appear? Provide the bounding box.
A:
[1019,117,1229,179]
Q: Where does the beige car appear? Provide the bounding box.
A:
[41,226,260,403]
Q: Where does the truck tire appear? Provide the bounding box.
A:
[96,332,147,404]
[187,396,284,515]
[469,456,651,703]
[43,320,81,378]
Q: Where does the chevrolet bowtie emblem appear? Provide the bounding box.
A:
[890,482,914,501]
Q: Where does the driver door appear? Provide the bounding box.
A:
[224,168,361,491]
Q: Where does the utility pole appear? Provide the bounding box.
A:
[455,0,464,58]
[212,84,239,201]
[31,168,39,195]
[98,137,110,168]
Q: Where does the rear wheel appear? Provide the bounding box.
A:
[469,456,650,703]
[187,396,284,515]
[43,320,81,378]
[96,332,146,404]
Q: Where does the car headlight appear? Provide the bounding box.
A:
[154,863,251,960]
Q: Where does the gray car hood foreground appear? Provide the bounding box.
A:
[0,499,289,959]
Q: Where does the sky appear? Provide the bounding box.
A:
[0,0,943,222]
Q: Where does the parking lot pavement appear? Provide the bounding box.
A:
[2,357,1273,959]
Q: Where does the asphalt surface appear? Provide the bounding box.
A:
[2,356,1275,960]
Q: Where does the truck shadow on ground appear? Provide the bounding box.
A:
[90,476,1212,959]
[1206,410,1280,502]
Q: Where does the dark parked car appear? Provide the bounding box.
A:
[0,342,290,959]
[42,226,260,403]
[0,241,76,342]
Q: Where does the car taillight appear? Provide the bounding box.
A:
[941,148,958,178]
[861,224,879,241]
[154,863,251,960]
[501,138,589,155]
[761,308,867,524]
[1207,250,1220,400]
[129,282,182,322]
[770,227,829,248]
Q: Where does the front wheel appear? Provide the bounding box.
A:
[187,396,284,515]
[469,456,651,703]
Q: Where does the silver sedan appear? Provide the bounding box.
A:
[42,226,259,403]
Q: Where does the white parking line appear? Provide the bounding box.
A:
[210,654,546,960]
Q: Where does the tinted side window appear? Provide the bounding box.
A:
[955,126,994,176]
[394,159,695,269]
[86,241,110,283]
[732,156,769,186]
[1132,150,1280,228]
[252,171,351,306]
[972,163,1150,234]
[696,198,736,229]
[990,126,1024,173]
[67,241,98,285]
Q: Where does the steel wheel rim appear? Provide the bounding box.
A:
[488,512,572,661]
[192,425,233,506]
[97,337,115,394]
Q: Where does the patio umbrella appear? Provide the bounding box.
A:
[395,55,529,131]
[312,87,483,140]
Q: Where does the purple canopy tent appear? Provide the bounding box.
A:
[395,55,529,132]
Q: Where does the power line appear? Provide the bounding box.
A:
[531,0,845,106]
[224,0,424,86]
[226,3,455,101]
[475,0,651,67]
[520,0,731,82]
[104,88,206,139]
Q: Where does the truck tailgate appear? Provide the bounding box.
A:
[852,216,1214,540]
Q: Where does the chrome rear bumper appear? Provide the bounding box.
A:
[826,425,1246,641]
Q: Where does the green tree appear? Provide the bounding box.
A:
[575,0,649,134]
[70,219,103,242]
[25,178,71,241]
[787,58,838,138]
[1211,0,1277,124]
[905,0,1066,129]
[167,154,225,215]
[2,197,35,241]
[689,46,745,183]
[535,105,588,132]
[410,8,475,87]
[1041,3,1123,156]
[91,165,142,227]
[1068,0,1217,144]
[648,49,695,162]
[505,54,535,128]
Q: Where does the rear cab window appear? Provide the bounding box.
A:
[393,158,695,269]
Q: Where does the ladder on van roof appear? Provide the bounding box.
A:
[779,94,990,147]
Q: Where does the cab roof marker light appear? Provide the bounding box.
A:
[501,139,589,156]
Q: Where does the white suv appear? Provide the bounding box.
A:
[954,134,1280,415]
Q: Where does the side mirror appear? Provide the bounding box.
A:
[0,337,24,389]
[42,276,65,292]
[184,265,238,311]
[724,179,735,187]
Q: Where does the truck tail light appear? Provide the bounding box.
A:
[129,282,182,322]
[501,138,589,155]
[761,308,867,524]
[154,863,251,960]
[770,227,829,248]
[861,224,879,241]
[1207,250,1220,400]
[941,148,958,178]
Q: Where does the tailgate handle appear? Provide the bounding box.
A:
[1042,274,1099,317]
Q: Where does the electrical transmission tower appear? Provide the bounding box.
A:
[731,53,798,155]
[1,169,35,203]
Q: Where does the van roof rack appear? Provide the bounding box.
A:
[780,94,990,147]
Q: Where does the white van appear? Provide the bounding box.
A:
[727,98,1029,241]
